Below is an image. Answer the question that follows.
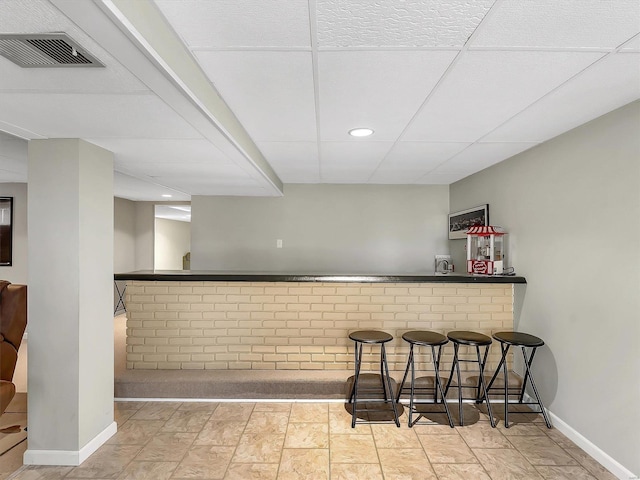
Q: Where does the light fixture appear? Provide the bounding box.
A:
[161,194,172,198]
[348,127,374,137]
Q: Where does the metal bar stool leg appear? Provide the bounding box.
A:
[432,344,454,428]
[475,345,496,427]
[502,343,511,427]
[381,344,400,427]
[395,345,413,404]
[520,346,552,428]
[351,341,364,427]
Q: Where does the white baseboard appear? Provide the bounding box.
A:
[23,421,117,466]
[523,394,636,480]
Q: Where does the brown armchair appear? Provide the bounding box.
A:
[0,281,27,416]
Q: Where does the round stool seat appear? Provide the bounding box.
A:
[447,330,492,346]
[349,330,393,344]
[402,330,448,347]
[493,331,544,347]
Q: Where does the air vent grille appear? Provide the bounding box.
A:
[0,33,104,68]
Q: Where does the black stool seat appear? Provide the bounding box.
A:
[445,330,496,427]
[402,330,448,347]
[349,330,393,344]
[493,331,544,347]
[348,330,399,428]
[447,331,492,346]
[484,331,552,428]
[397,330,453,427]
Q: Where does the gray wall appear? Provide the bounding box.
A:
[192,184,449,273]
[114,197,136,273]
[0,183,27,284]
[450,101,640,475]
[134,202,154,270]
[154,217,190,270]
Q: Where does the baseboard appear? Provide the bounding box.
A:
[23,421,117,466]
[523,394,636,480]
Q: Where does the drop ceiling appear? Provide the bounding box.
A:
[0,0,638,201]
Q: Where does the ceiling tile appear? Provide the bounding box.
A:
[0,93,201,139]
[483,53,640,143]
[257,142,320,183]
[154,0,311,48]
[195,51,317,142]
[86,139,231,168]
[471,0,640,49]
[114,171,190,201]
[0,0,148,93]
[370,141,469,183]
[318,51,457,141]
[621,35,640,52]
[316,0,494,47]
[320,141,393,182]
[0,56,148,94]
[403,50,604,142]
[431,142,538,175]
[415,173,467,184]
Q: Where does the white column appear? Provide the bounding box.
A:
[25,139,116,465]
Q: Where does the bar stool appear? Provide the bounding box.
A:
[444,331,496,427]
[348,330,400,428]
[484,331,552,428]
[396,331,454,428]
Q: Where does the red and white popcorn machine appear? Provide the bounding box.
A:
[466,226,506,275]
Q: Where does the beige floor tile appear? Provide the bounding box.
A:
[130,403,181,421]
[5,466,74,480]
[194,421,246,446]
[114,401,144,412]
[113,409,137,426]
[160,410,212,433]
[116,461,178,480]
[253,403,292,413]
[371,424,422,449]
[277,449,329,480]
[210,403,255,423]
[540,428,579,450]
[419,434,477,464]
[177,402,219,413]
[432,463,492,480]
[534,465,598,479]
[330,463,383,480]
[0,441,27,479]
[411,422,458,435]
[498,422,548,436]
[66,444,142,478]
[232,432,285,463]
[474,448,543,480]
[289,403,328,423]
[330,435,378,464]
[564,448,618,480]
[223,463,278,480]
[244,412,289,436]
[172,446,235,479]
[106,420,164,445]
[284,423,329,449]
[328,412,371,435]
[508,436,578,466]
[377,448,437,479]
[133,432,197,462]
[457,422,514,449]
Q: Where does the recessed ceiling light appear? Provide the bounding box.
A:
[348,128,374,137]
[162,194,172,198]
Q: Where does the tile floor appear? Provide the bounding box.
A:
[2,398,618,480]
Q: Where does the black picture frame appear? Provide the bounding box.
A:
[0,197,13,266]
[448,204,489,240]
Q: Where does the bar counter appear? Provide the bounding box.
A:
[116,270,524,373]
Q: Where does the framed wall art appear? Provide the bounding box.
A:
[448,204,489,240]
[0,197,13,266]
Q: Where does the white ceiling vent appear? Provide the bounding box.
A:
[0,33,104,68]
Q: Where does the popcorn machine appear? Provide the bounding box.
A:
[466,226,506,275]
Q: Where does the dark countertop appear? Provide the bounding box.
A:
[114,270,526,284]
